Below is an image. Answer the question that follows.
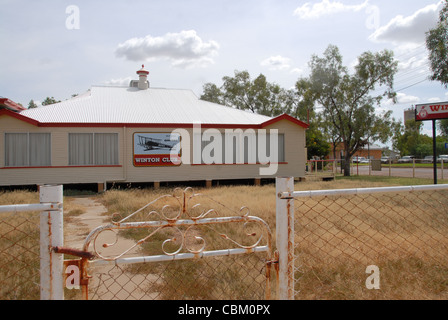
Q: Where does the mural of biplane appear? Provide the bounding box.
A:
[137,135,174,151]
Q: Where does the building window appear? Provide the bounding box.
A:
[69,133,118,166]
[5,133,51,167]
[94,133,119,165]
[257,133,285,163]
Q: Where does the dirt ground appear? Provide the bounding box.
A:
[64,196,159,300]
[64,196,140,255]
[64,197,108,249]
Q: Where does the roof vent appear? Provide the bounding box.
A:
[135,64,149,90]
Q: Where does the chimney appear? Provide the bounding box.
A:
[136,64,149,90]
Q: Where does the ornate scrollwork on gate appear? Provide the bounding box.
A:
[82,187,272,262]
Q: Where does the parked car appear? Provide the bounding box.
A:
[398,156,414,163]
[437,155,448,163]
[352,156,368,163]
[423,156,434,163]
[380,157,391,164]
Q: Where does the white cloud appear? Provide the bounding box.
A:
[397,54,429,72]
[293,0,369,20]
[397,93,420,104]
[369,2,442,44]
[115,30,219,69]
[103,77,133,86]
[385,92,420,106]
[261,55,291,70]
[290,67,305,75]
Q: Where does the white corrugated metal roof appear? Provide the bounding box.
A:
[20,86,272,125]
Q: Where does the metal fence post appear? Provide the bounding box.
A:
[413,159,415,178]
[276,177,295,300]
[39,185,64,300]
[442,159,444,180]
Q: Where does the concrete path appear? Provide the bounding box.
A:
[63,196,160,300]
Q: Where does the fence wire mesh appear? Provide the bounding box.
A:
[0,211,40,300]
[293,188,448,300]
[70,187,275,300]
[81,253,270,300]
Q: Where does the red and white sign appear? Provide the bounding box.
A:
[133,133,181,167]
[133,154,181,166]
[415,102,448,121]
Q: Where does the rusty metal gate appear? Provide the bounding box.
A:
[6,179,448,300]
[62,187,276,300]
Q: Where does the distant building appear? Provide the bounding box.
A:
[0,66,309,190]
[382,148,400,159]
[404,108,415,124]
[329,143,383,160]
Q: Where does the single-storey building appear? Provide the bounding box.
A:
[329,142,383,161]
[0,66,308,191]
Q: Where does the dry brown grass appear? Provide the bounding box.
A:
[293,184,448,300]
[2,178,448,300]
[97,184,278,299]
[0,190,40,300]
[98,179,448,300]
[0,190,86,300]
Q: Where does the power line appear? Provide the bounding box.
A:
[395,78,429,92]
[395,63,431,79]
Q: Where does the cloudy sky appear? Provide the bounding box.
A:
[1,0,447,139]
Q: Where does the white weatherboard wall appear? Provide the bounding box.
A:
[0,69,307,187]
[0,115,306,186]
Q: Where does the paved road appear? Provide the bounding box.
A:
[350,165,448,180]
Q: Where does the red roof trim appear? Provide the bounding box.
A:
[191,162,288,166]
[260,113,309,129]
[0,165,122,170]
[0,109,40,126]
[0,98,26,111]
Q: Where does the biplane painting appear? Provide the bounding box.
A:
[133,133,181,166]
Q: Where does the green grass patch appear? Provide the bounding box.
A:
[336,175,448,186]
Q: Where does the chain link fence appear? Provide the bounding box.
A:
[70,188,275,300]
[81,253,270,300]
[0,210,40,300]
[8,182,447,300]
[1,187,274,301]
[292,187,448,299]
[0,186,63,301]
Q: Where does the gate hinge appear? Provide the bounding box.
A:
[52,246,95,260]
[266,251,279,265]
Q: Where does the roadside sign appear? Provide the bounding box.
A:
[414,101,448,185]
[415,101,448,121]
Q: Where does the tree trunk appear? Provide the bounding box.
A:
[344,155,351,176]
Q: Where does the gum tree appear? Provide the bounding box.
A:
[300,45,399,176]
[426,0,448,88]
[200,70,330,159]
